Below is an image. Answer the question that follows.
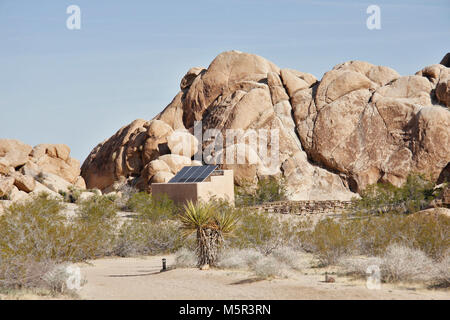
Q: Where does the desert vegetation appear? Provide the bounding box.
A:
[0,173,448,298]
[235,176,288,207]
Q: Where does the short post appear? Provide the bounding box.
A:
[162,258,167,271]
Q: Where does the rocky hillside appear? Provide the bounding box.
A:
[81,51,450,200]
[0,140,86,201]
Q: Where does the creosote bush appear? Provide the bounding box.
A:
[75,195,119,259]
[126,192,178,221]
[114,219,183,257]
[298,211,449,266]
[228,211,300,255]
[351,173,438,215]
[0,194,84,290]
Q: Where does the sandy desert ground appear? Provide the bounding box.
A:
[75,255,449,300]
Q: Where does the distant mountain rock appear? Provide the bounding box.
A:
[81,51,450,200]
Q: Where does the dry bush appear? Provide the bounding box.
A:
[270,246,308,270]
[217,248,263,270]
[251,255,287,279]
[338,256,383,278]
[114,184,138,210]
[174,248,197,268]
[431,250,450,288]
[42,263,86,295]
[217,247,306,279]
[339,245,447,285]
[381,244,436,283]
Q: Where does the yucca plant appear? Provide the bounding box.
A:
[179,201,240,267]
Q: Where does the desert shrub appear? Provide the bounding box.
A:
[380,244,435,283]
[0,194,87,289]
[235,176,287,207]
[74,195,119,258]
[340,247,450,287]
[218,248,263,270]
[174,248,197,268]
[270,246,307,270]
[42,263,86,295]
[127,192,178,221]
[114,184,138,210]
[113,219,183,257]
[338,256,384,278]
[432,250,450,288]
[250,255,286,279]
[298,217,359,266]
[400,213,450,261]
[299,210,449,266]
[228,211,299,255]
[217,247,307,279]
[352,173,438,215]
[77,194,117,221]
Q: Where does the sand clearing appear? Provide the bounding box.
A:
[77,255,450,300]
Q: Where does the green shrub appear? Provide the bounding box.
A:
[126,192,178,221]
[298,210,450,266]
[0,194,82,289]
[113,219,184,257]
[228,211,299,255]
[235,176,287,206]
[74,195,119,258]
[298,217,358,266]
[352,173,438,215]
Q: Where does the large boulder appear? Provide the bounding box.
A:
[81,52,450,200]
[12,172,36,193]
[151,171,174,183]
[29,144,81,184]
[0,139,32,168]
[0,140,85,203]
[158,154,193,174]
[36,172,72,194]
[9,186,30,202]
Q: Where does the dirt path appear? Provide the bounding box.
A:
[77,255,449,300]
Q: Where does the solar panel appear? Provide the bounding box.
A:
[167,166,190,183]
[168,165,218,183]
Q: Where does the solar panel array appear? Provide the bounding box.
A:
[168,165,218,183]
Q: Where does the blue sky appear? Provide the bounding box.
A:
[0,0,449,162]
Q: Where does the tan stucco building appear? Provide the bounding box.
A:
[151,167,235,205]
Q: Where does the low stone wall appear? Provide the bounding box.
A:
[248,200,353,215]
